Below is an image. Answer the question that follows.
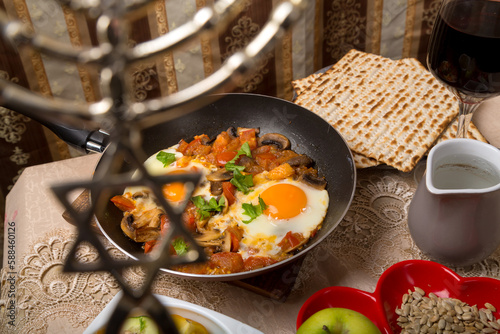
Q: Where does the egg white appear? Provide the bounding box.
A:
[124,147,216,209]
[216,178,329,258]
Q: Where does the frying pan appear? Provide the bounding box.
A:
[93,93,356,281]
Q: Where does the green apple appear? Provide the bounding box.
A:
[297,307,382,334]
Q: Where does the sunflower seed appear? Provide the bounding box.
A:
[486,303,497,313]
[396,287,500,334]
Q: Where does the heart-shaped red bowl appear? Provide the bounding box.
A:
[297,260,500,333]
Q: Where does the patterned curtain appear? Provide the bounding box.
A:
[0,0,441,221]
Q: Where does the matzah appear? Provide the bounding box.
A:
[294,49,460,172]
[352,151,379,169]
[292,73,321,96]
[437,118,488,143]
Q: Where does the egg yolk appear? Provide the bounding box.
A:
[261,183,307,219]
[162,182,185,202]
[162,170,188,202]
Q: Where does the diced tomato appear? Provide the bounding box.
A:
[226,137,241,152]
[183,135,211,156]
[144,240,157,253]
[160,215,170,235]
[222,182,237,206]
[110,195,135,212]
[267,163,295,180]
[255,152,277,170]
[224,226,243,252]
[244,256,277,271]
[252,145,272,155]
[204,152,217,165]
[182,203,198,233]
[229,233,239,252]
[216,151,237,167]
[278,231,305,252]
[239,128,257,150]
[211,131,231,154]
[209,252,244,273]
[177,139,189,154]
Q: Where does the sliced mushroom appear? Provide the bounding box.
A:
[221,232,232,253]
[195,230,222,242]
[199,134,212,145]
[195,231,224,248]
[206,169,233,182]
[132,190,150,199]
[132,208,164,229]
[220,195,230,214]
[226,126,238,138]
[258,133,291,150]
[120,214,160,243]
[298,172,327,190]
[237,155,255,170]
[121,214,135,239]
[210,181,223,196]
[196,218,208,232]
[286,154,313,167]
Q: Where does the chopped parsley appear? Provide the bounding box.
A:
[229,142,252,164]
[230,171,253,194]
[191,196,225,220]
[172,237,189,256]
[156,151,176,167]
[225,142,254,194]
[242,196,268,224]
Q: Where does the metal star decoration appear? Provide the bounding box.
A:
[0,0,306,332]
[52,130,206,333]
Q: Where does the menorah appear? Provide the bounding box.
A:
[0,0,305,332]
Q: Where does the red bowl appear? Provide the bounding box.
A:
[296,260,500,333]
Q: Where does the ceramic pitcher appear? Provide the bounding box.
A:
[408,139,500,267]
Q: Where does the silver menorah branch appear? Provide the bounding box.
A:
[0,0,305,332]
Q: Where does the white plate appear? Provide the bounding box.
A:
[84,291,263,334]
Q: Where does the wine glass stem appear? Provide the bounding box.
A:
[456,102,480,139]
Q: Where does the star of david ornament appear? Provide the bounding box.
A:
[52,132,206,334]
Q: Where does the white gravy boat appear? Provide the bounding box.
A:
[408,139,500,266]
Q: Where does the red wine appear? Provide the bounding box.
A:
[427,0,500,101]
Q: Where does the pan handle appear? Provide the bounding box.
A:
[33,114,109,153]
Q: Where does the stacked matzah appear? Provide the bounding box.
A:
[293,49,487,172]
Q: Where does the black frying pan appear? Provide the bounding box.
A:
[94,93,356,281]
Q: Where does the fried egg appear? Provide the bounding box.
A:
[124,147,216,210]
[213,175,329,258]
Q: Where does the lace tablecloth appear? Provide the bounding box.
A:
[2,147,500,334]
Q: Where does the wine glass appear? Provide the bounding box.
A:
[427,0,500,138]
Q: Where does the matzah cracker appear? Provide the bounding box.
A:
[294,49,459,172]
[352,151,379,168]
[437,119,488,143]
[292,73,321,96]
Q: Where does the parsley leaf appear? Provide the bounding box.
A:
[230,170,254,194]
[191,196,225,220]
[225,163,245,173]
[227,142,252,165]
[224,142,254,193]
[172,237,188,255]
[242,196,268,224]
[156,151,176,167]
